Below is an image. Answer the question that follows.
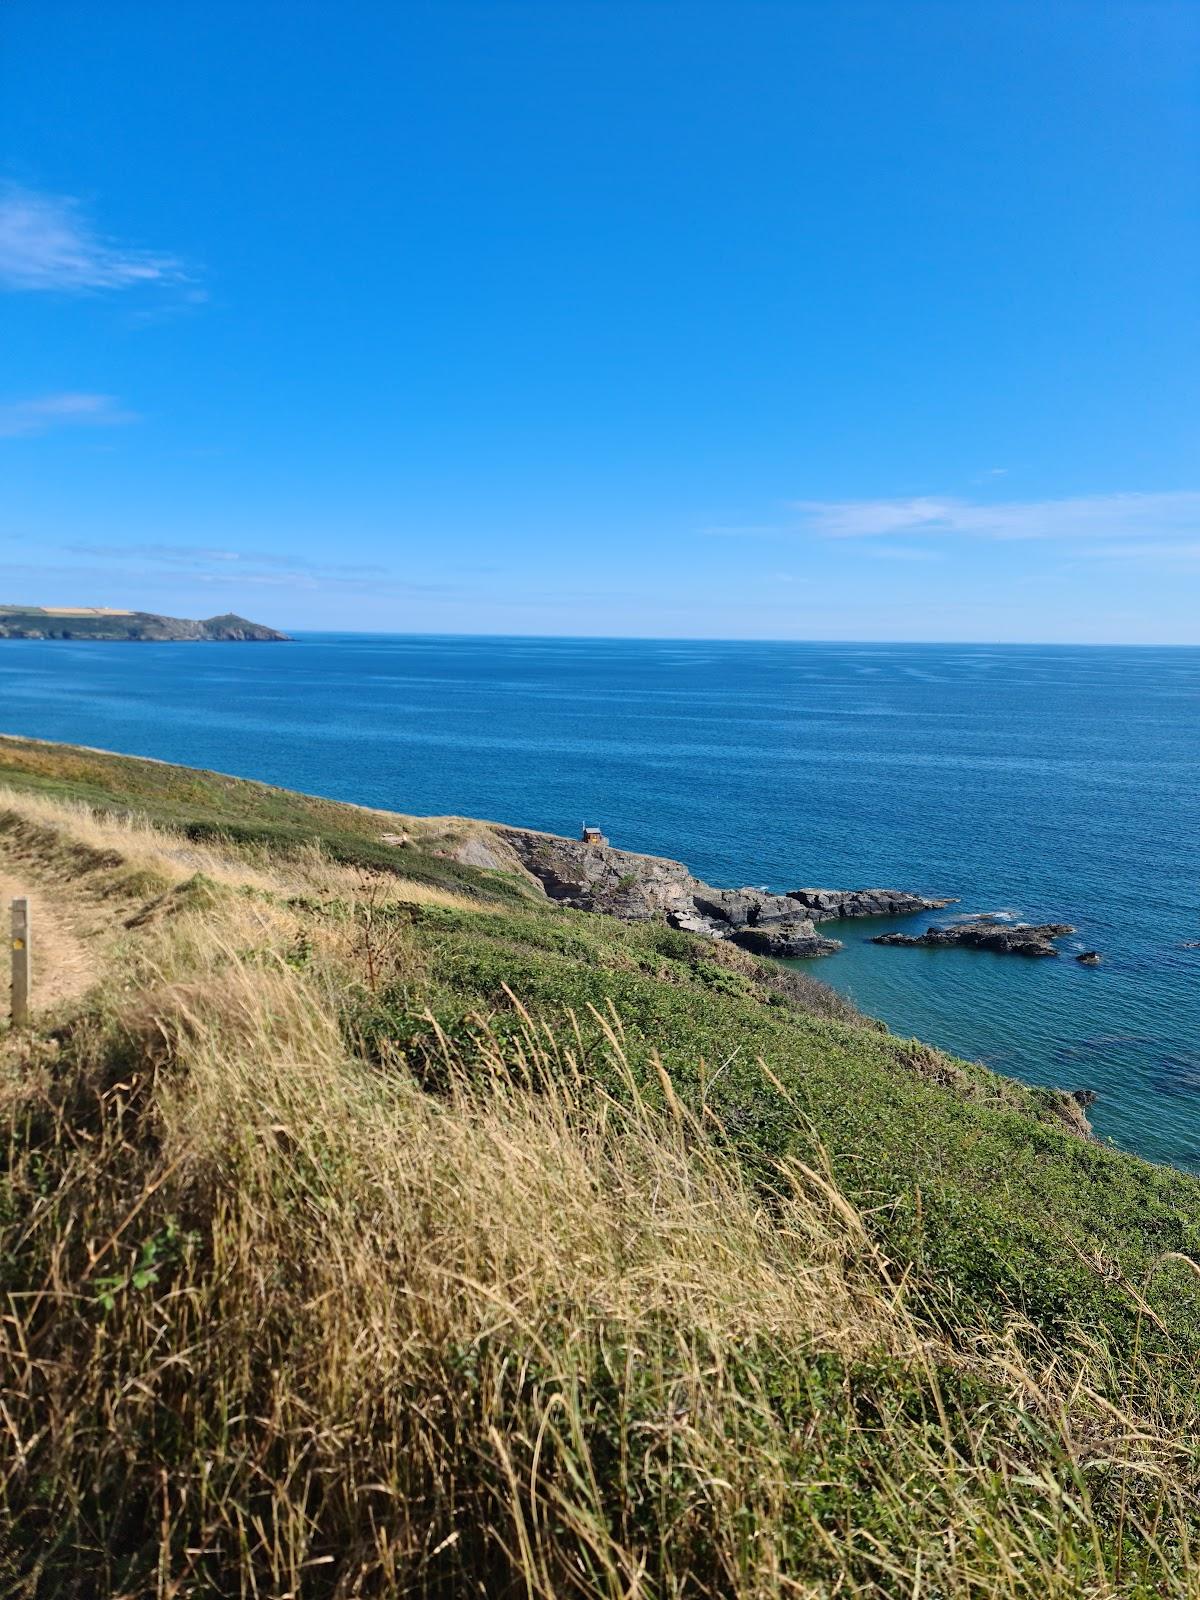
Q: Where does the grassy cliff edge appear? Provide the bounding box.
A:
[1,734,1198,1596]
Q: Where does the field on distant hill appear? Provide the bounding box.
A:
[35,606,134,617]
[2,734,1199,1596]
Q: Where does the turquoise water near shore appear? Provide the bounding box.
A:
[1,634,1197,1169]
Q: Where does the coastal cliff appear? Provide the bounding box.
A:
[7,736,1200,1597]
[479,825,953,958]
[0,605,288,641]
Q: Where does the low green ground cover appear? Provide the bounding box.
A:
[3,735,1199,1595]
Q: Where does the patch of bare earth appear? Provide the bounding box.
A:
[0,867,110,1016]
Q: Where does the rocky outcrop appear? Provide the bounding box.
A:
[1051,1090,1097,1140]
[691,886,825,929]
[787,888,957,921]
[494,830,698,923]
[873,917,1076,958]
[491,827,948,961]
[196,613,289,641]
[726,923,842,959]
[447,834,511,872]
[1075,951,1101,966]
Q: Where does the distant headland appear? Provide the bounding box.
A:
[0,606,289,642]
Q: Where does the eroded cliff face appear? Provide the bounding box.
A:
[486,827,952,959]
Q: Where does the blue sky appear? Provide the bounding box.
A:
[2,1,1197,641]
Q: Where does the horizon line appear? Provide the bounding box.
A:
[270,629,1200,649]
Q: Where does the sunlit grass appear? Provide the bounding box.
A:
[2,743,1200,1594]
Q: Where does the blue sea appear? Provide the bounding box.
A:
[2,635,1198,1170]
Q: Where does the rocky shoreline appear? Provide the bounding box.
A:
[492,826,953,958]
[872,916,1077,958]
[448,825,1098,967]
[424,823,1099,1136]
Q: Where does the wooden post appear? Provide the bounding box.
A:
[11,897,30,1026]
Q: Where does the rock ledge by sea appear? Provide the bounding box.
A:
[488,827,952,959]
[872,917,1077,958]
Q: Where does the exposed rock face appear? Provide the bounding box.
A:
[494,831,698,923]
[726,923,842,959]
[449,835,509,872]
[692,887,819,929]
[873,917,1076,958]
[1052,1091,1097,1140]
[788,888,957,921]
[492,827,948,961]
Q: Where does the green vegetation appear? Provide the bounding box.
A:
[0,733,527,899]
[2,738,1199,1596]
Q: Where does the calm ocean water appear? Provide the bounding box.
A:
[2,634,1198,1169]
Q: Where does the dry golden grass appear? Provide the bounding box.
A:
[0,782,493,915]
[36,607,135,617]
[1,793,1199,1595]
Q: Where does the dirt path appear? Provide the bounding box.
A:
[0,868,108,1015]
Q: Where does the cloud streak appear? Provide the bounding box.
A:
[0,551,462,602]
[39,542,463,596]
[64,541,389,579]
[0,183,186,293]
[790,491,1200,542]
[0,392,138,438]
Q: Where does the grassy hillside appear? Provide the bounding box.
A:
[1,735,1199,1596]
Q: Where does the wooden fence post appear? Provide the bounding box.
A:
[11,897,30,1026]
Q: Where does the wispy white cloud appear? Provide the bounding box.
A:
[0,182,186,293]
[0,392,138,438]
[789,491,1200,542]
[52,542,418,594]
[65,541,388,578]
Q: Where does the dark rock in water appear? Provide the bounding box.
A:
[873,918,1076,957]
[489,827,940,959]
[728,922,843,959]
[1071,1088,1098,1107]
[1076,951,1102,965]
[786,887,957,921]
